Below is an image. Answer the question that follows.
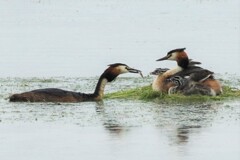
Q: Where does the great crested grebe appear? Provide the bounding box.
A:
[156,48,222,95]
[9,63,143,103]
[151,59,202,92]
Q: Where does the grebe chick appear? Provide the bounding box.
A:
[150,68,169,75]
[150,68,176,92]
[151,59,203,92]
[156,48,222,95]
[168,76,216,96]
[9,63,142,103]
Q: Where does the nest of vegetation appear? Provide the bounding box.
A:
[105,85,240,103]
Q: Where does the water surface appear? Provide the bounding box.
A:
[0,77,240,160]
[0,0,240,160]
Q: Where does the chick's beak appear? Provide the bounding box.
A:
[127,67,144,78]
[156,54,170,61]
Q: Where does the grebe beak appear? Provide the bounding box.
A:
[127,67,143,78]
[156,54,171,61]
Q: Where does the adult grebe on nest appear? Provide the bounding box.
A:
[153,48,222,96]
[9,63,143,102]
[151,59,202,93]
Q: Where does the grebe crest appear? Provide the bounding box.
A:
[155,48,222,96]
[156,48,189,69]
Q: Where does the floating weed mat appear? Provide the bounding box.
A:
[105,85,240,103]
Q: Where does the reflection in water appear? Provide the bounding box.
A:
[158,103,223,146]
[94,99,224,147]
[0,76,239,160]
[0,0,240,158]
[104,125,129,136]
[175,125,201,145]
[95,101,129,136]
[177,126,190,144]
[0,77,239,160]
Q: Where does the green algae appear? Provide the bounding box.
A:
[105,85,240,103]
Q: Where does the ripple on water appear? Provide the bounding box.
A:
[0,77,239,160]
[0,77,240,127]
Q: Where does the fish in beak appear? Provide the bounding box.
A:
[127,67,144,78]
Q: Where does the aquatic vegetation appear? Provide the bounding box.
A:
[105,85,240,103]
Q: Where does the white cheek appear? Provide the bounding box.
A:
[117,66,128,73]
[121,70,128,74]
[169,52,178,60]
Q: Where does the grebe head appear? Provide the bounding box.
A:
[156,48,189,69]
[150,68,169,75]
[167,76,186,87]
[156,48,187,61]
[103,63,143,82]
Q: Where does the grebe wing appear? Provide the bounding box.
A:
[189,70,214,82]
[172,65,203,77]
[30,88,82,97]
[189,59,201,66]
[171,65,214,81]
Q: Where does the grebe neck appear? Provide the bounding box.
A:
[93,69,118,100]
[93,76,108,100]
[177,57,189,69]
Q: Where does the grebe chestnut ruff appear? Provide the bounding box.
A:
[9,63,143,102]
[155,48,222,96]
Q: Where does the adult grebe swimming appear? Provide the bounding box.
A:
[9,63,143,102]
[155,48,222,96]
